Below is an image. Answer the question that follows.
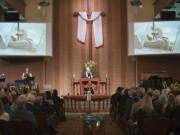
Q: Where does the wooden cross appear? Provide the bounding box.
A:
[73,0,105,60]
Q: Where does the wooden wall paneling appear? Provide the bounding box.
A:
[107,0,113,95]
[57,0,72,95]
[0,58,44,90]
[109,0,122,93]
[46,0,60,91]
[137,56,180,82]
[93,0,109,82]
[121,0,136,88]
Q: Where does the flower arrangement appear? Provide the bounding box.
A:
[84,59,97,72]
[19,84,29,94]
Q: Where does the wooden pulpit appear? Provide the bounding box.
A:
[80,78,100,95]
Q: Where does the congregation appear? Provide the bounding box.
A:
[110,86,180,135]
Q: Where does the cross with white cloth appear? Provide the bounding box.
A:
[73,0,105,59]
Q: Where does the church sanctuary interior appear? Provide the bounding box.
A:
[1,0,180,135]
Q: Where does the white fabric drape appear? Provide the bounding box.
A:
[77,12,87,44]
[77,12,103,47]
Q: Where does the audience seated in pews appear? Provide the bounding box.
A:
[10,95,37,128]
[0,84,66,135]
[110,86,180,135]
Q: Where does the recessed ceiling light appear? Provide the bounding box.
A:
[38,0,50,9]
[130,0,142,6]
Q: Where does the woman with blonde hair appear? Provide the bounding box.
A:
[129,93,153,120]
[164,94,176,116]
[140,94,154,114]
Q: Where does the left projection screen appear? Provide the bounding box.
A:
[0,22,52,56]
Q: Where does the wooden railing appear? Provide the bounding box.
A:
[72,81,108,95]
[63,95,111,113]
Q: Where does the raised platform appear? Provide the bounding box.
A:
[63,95,111,113]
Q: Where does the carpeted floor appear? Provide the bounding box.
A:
[56,113,121,135]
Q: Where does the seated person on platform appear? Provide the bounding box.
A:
[22,67,32,80]
[81,67,93,78]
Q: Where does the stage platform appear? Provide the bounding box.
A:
[63,95,111,113]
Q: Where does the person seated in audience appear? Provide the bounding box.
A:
[4,87,13,104]
[110,87,124,114]
[45,91,54,106]
[25,93,36,113]
[1,96,10,113]
[30,90,37,96]
[52,89,65,121]
[151,91,168,117]
[10,95,37,128]
[160,88,169,104]
[140,94,154,115]
[111,87,124,104]
[9,86,18,103]
[43,91,59,134]
[34,96,48,113]
[129,87,146,119]
[22,67,32,80]
[0,88,4,97]
[163,94,176,116]
[150,99,164,117]
[9,89,18,113]
[169,95,180,134]
[152,89,160,103]
[157,93,168,111]
[0,101,9,121]
[171,90,180,97]
[121,89,139,121]
[119,88,130,106]
[129,93,153,135]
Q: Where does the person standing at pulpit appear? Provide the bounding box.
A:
[22,67,32,80]
[82,67,95,94]
[85,67,93,78]
[21,68,34,91]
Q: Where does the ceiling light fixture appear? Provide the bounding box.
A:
[130,0,143,7]
[38,0,50,9]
